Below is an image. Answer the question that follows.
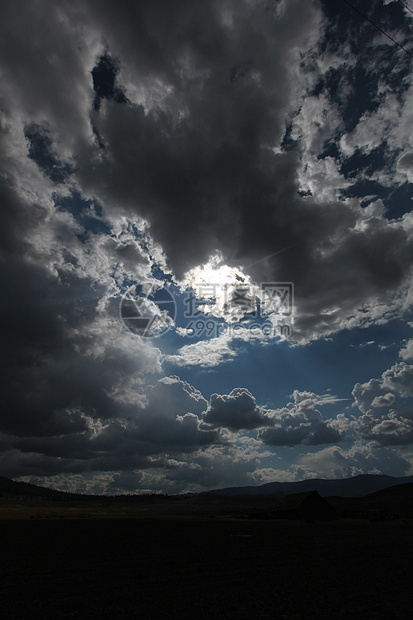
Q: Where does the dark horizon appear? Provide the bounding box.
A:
[2,471,413,500]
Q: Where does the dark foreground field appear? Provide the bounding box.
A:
[1,518,412,619]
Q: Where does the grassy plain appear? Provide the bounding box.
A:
[0,514,412,619]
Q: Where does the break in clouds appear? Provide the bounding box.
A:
[0,0,413,493]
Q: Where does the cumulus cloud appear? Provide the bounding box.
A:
[1,0,413,491]
[258,390,346,446]
[400,338,413,360]
[352,363,413,445]
[381,362,413,397]
[299,442,413,479]
[202,388,273,431]
[200,387,348,442]
[0,375,217,479]
[24,439,274,495]
[0,156,163,445]
[1,0,413,348]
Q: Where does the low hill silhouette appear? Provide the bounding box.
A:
[1,475,412,520]
[0,476,73,500]
[326,482,413,519]
[362,481,413,511]
[205,473,413,497]
[0,475,166,504]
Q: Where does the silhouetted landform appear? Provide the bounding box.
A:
[328,482,413,521]
[2,472,412,504]
[205,473,413,497]
[0,476,77,500]
[365,481,413,509]
[248,490,338,521]
[1,475,413,521]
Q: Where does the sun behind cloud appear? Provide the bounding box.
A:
[180,253,256,322]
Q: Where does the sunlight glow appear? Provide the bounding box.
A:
[180,253,256,321]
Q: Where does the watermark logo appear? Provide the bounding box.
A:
[120,283,177,338]
[182,319,292,339]
[261,282,293,316]
[120,281,293,339]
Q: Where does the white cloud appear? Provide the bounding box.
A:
[165,332,237,368]
[400,338,413,360]
[382,362,413,398]
[2,0,412,349]
[1,0,413,492]
[340,93,401,156]
[166,324,271,368]
[352,363,413,445]
[299,442,413,479]
[258,390,347,447]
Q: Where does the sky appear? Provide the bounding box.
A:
[1,0,413,495]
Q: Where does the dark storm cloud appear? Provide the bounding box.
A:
[0,0,93,148]
[1,0,413,488]
[202,388,273,431]
[0,267,148,437]
[0,375,217,478]
[0,112,217,478]
[63,0,413,341]
[24,123,75,184]
[73,0,324,281]
[0,155,162,474]
[2,0,412,343]
[0,173,151,434]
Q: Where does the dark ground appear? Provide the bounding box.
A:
[0,517,412,619]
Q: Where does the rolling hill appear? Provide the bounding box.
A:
[204,473,413,497]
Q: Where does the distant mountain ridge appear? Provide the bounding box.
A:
[1,473,413,501]
[205,474,413,498]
